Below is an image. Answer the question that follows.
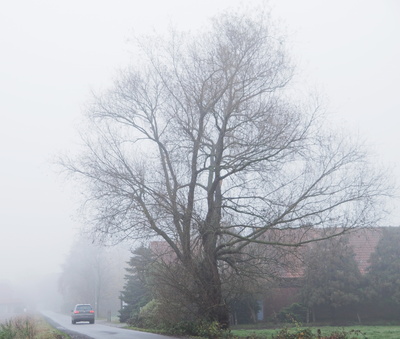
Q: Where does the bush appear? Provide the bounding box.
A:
[136,299,161,329]
[0,320,16,339]
[0,315,37,339]
[272,327,367,339]
[133,298,200,330]
[119,304,135,323]
[167,320,231,338]
[194,321,230,339]
[276,303,307,323]
[273,327,314,339]
[316,328,367,339]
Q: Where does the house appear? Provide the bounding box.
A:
[148,227,387,322]
[260,227,384,321]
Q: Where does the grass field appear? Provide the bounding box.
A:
[231,325,400,338]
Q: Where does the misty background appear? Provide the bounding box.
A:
[1,0,399,308]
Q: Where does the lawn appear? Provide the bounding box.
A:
[231,325,400,339]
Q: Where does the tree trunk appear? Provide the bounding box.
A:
[196,243,229,328]
[197,156,229,326]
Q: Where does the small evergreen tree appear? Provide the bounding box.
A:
[301,236,363,322]
[119,246,153,323]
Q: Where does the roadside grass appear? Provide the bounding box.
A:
[231,325,400,339]
[122,321,400,339]
[0,314,70,339]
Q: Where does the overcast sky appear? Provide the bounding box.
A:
[1,0,399,288]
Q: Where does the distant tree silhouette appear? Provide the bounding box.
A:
[301,236,363,322]
[59,236,127,317]
[365,227,400,317]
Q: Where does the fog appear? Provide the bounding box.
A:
[1,0,399,310]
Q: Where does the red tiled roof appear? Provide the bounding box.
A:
[275,228,384,278]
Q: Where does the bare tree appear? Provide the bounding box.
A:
[62,9,390,326]
[59,236,128,317]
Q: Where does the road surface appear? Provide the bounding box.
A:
[41,310,179,339]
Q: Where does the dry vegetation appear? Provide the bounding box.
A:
[0,314,69,339]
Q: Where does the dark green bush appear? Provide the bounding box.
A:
[276,303,308,323]
[166,320,231,338]
[273,327,314,339]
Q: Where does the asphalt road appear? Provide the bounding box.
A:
[41,310,179,339]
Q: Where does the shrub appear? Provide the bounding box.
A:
[316,328,367,339]
[137,299,161,329]
[0,319,16,339]
[273,327,314,339]
[276,303,307,323]
[168,320,231,338]
[272,327,367,339]
[0,315,37,339]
